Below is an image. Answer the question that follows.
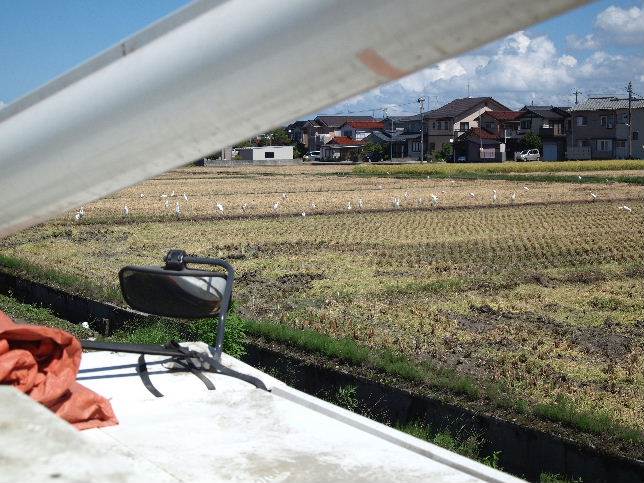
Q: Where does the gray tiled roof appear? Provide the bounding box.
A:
[570,97,644,111]
[520,108,565,120]
[367,130,420,142]
[314,115,375,128]
[425,97,509,119]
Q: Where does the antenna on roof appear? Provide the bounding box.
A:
[467,82,470,98]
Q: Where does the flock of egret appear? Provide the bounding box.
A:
[72,183,634,223]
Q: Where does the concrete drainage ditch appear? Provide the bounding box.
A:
[0,270,642,483]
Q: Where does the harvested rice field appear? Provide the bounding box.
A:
[1,162,643,454]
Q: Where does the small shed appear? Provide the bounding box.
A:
[236,146,293,161]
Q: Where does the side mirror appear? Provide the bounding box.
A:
[119,250,234,359]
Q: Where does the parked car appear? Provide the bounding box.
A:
[518,149,540,161]
[303,150,321,161]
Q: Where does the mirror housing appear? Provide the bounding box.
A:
[119,266,227,319]
[118,250,235,360]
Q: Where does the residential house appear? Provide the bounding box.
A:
[423,97,509,158]
[454,128,503,162]
[286,120,308,145]
[517,105,570,160]
[382,97,508,160]
[302,115,376,151]
[340,120,385,141]
[568,97,644,159]
[478,110,523,159]
[363,130,420,160]
[320,136,364,161]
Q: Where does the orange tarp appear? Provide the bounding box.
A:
[0,310,117,430]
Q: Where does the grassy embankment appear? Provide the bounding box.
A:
[354,159,644,184]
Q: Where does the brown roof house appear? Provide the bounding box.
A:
[320,136,364,161]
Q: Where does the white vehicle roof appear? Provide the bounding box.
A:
[2,350,522,482]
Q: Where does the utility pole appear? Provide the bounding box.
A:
[417,97,425,162]
[573,88,581,105]
[627,81,633,159]
[383,107,393,161]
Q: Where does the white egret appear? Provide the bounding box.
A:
[183,193,188,201]
[175,202,181,218]
[273,202,280,211]
[523,186,530,191]
[590,193,597,201]
[161,194,167,198]
[577,175,582,181]
[492,190,497,203]
[165,199,170,209]
[357,198,363,209]
[310,202,316,209]
[74,212,81,222]
[140,193,144,198]
[241,203,248,212]
[431,194,438,206]
[620,205,632,212]
[282,193,288,200]
[123,205,129,217]
[469,192,476,198]
[171,190,176,197]
[511,191,516,203]
[347,202,352,210]
[216,202,224,213]
[301,212,306,217]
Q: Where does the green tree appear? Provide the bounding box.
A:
[362,141,384,161]
[520,132,542,151]
[265,128,292,146]
[435,143,453,161]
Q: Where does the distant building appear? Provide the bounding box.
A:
[363,130,420,160]
[320,136,364,161]
[568,97,644,159]
[300,115,377,151]
[339,120,385,141]
[236,146,293,161]
[454,127,503,162]
[517,105,569,160]
[387,97,509,159]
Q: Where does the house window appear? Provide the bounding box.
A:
[521,119,531,129]
[620,113,628,123]
[264,151,275,158]
[460,122,469,131]
[485,122,495,131]
[577,140,590,148]
[616,140,626,148]
[542,121,550,128]
[576,116,587,126]
[597,139,612,152]
[633,131,640,141]
[607,116,614,128]
[411,142,421,152]
[432,122,436,129]
[600,115,607,127]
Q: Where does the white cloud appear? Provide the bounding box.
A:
[566,33,599,50]
[595,3,644,45]
[318,27,643,116]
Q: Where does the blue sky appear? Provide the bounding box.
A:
[1,1,643,115]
